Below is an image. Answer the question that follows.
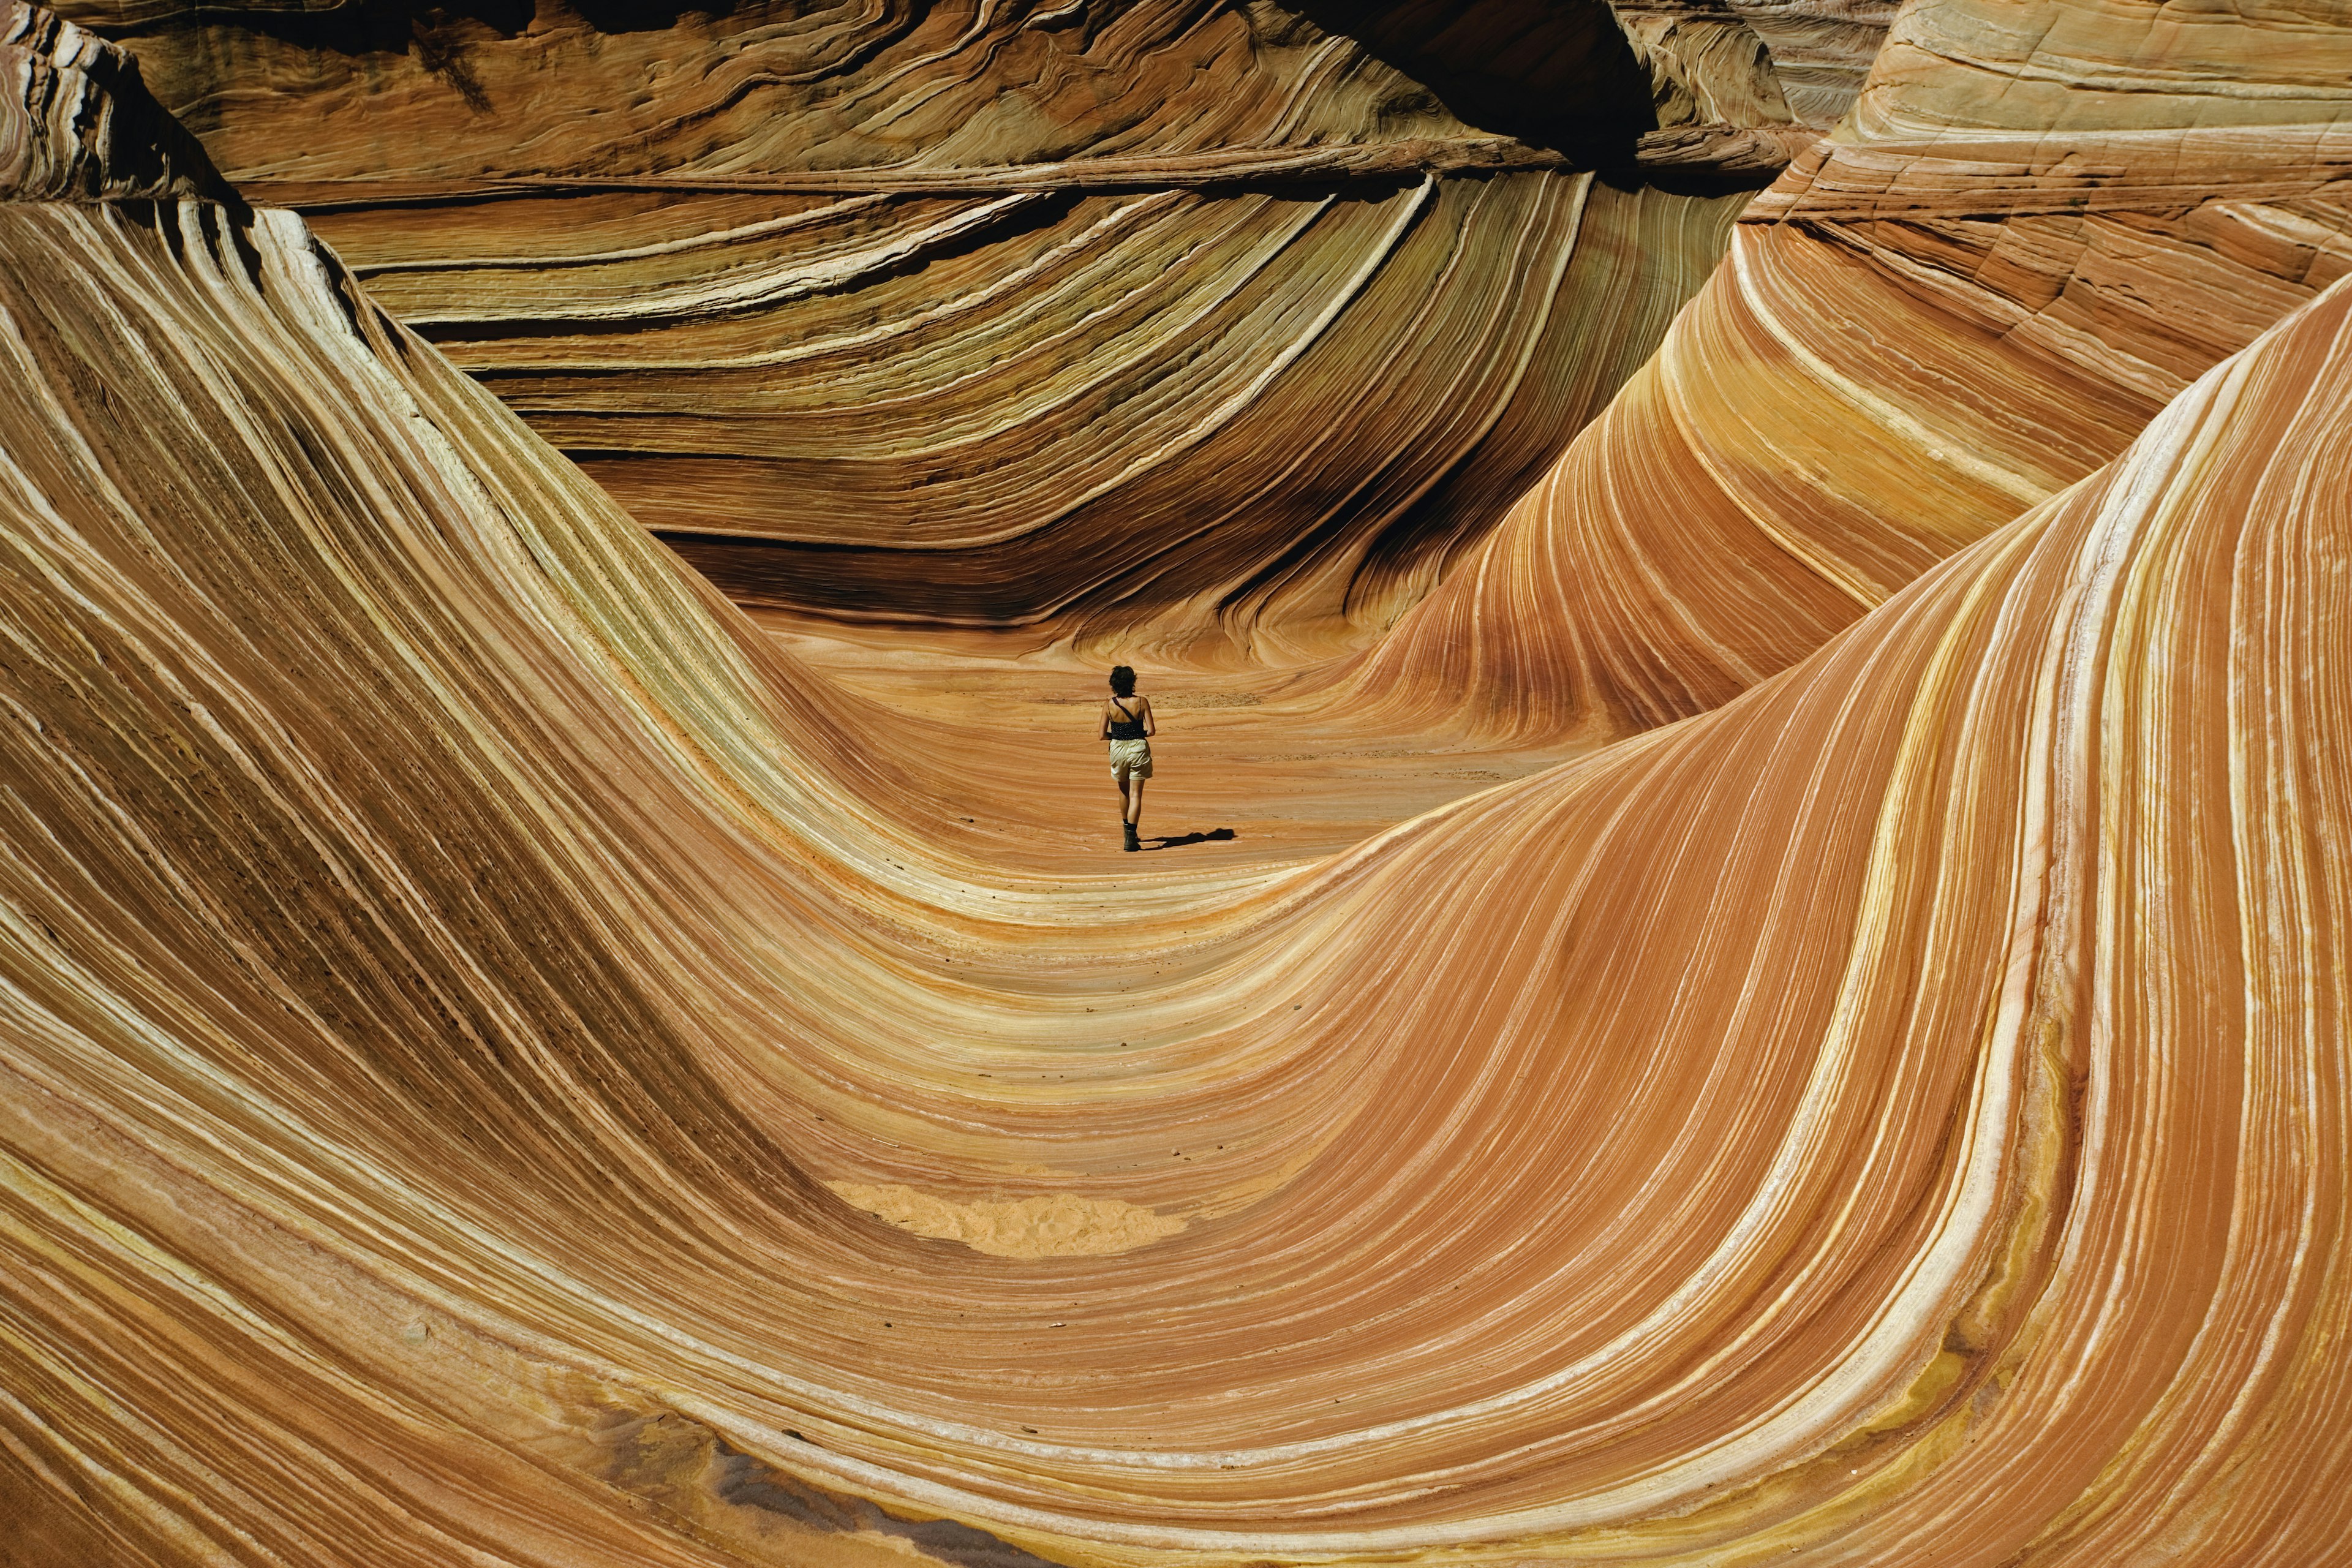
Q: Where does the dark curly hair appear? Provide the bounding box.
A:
[1108,665,1137,696]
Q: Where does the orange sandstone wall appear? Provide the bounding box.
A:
[51,0,1838,658]
[7,3,2352,1565]
[6,149,2350,1567]
[1326,0,2352,742]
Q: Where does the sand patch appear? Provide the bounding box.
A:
[827,1182,1186,1258]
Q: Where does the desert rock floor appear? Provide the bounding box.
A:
[760,612,1575,875]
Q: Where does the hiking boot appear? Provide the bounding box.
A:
[1123,823,1140,852]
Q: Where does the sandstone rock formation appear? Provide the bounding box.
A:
[5,0,2351,1564]
[1323,0,2352,744]
[47,0,1851,657]
[2,0,222,200]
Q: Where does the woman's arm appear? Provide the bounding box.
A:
[1141,697,1155,737]
[1099,699,1113,740]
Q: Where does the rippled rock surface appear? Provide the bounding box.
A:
[4,1,2351,1564]
[1332,0,2352,743]
[48,0,1851,657]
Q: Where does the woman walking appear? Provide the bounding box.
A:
[1100,665,1155,852]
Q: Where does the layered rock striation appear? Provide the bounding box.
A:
[1326,0,2352,743]
[6,2,2352,1565]
[2,0,223,200]
[48,0,1850,657]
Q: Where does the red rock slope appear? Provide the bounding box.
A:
[6,1,2352,1563]
[1327,0,2352,744]
[49,0,1842,659]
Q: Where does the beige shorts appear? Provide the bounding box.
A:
[1108,739,1153,782]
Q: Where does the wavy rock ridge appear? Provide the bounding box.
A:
[1324,0,2352,744]
[53,0,1858,658]
[5,1,2351,1564]
[1,0,221,201]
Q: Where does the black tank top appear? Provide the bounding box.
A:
[1106,697,1147,741]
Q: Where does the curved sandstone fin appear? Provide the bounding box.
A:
[1313,0,2352,745]
[2,1,2349,1564]
[1,0,227,202]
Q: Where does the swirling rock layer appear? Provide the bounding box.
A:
[350,175,1744,657]
[1328,0,2352,743]
[7,176,2351,1561]
[6,1,2352,1564]
[56,0,1845,655]
[1,0,222,200]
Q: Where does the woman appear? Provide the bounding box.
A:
[1099,665,1155,853]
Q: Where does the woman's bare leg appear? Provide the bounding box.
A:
[1124,777,1145,829]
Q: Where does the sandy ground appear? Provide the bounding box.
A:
[754,610,1581,877]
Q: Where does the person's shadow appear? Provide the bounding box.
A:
[1144,828,1236,851]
